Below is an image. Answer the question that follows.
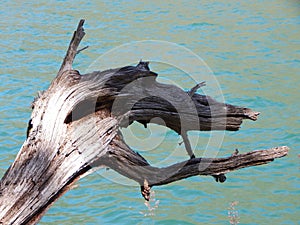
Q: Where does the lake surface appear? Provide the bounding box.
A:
[0,0,299,224]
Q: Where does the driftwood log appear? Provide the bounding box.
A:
[0,20,288,224]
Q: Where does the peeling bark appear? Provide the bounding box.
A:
[0,20,288,224]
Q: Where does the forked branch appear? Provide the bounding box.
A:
[58,19,86,74]
[100,137,289,199]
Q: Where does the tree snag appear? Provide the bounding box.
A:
[0,19,289,224]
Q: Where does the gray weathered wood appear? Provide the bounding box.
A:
[0,20,288,224]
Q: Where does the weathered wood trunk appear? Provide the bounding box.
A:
[0,20,288,224]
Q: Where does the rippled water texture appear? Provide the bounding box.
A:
[0,1,299,224]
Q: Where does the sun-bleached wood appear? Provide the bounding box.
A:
[0,20,288,224]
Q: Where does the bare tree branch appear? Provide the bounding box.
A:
[101,138,289,188]
[0,19,288,224]
[58,19,85,75]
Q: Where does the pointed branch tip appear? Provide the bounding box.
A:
[188,81,206,96]
[76,45,89,55]
[58,19,86,75]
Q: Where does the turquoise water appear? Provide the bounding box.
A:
[0,0,299,224]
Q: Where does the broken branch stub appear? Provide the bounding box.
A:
[0,19,288,225]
